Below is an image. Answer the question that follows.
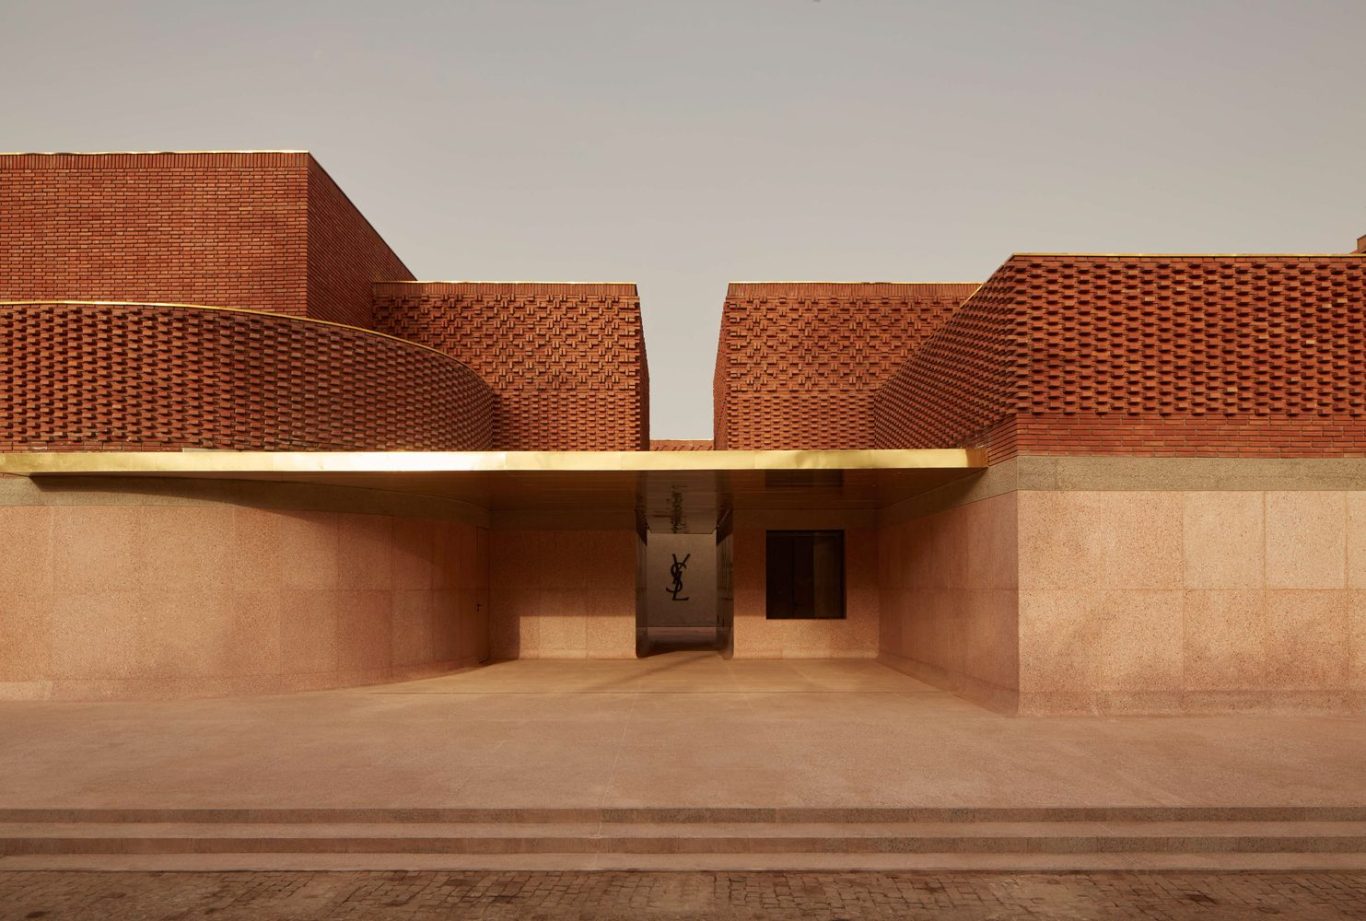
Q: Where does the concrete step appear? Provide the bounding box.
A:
[2,805,1364,824]
[3,819,1366,856]
[7,852,1366,873]
[4,807,1365,870]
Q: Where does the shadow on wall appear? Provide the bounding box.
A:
[489,529,639,660]
[0,479,490,700]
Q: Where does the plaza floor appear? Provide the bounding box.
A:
[1,652,1363,812]
[3,869,1366,920]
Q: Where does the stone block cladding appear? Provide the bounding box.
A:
[878,492,1019,712]
[0,485,490,700]
[1015,486,1366,714]
[0,152,413,325]
[731,524,880,657]
[714,283,977,449]
[490,528,638,658]
[0,302,493,451]
[373,282,650,450]
[875,255,1366,460]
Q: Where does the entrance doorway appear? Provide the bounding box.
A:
[636,527,733,656]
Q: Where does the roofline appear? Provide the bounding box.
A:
[726,280,981,285]
[304,155,414,280]
[375,280,640,288]
[0,149,309,156]
[0,151,416,281]
[1009,252,1366,258]
[0,299,481,376]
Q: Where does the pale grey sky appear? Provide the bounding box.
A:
[3,0,1363,437]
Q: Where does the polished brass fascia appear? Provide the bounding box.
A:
[0,448,986,477]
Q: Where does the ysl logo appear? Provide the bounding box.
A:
[665,553,690,601]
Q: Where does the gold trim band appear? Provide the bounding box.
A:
[0,448,985,477]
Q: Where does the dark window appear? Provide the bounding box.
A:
[765,530,845,620]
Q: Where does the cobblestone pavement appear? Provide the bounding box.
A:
[2,871,1365,920]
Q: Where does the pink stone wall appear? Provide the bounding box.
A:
[877,493,1020,711]
[488,529,638,658]
[1017,490,1366,714]
[0,502,488,700]
[731,527,879,657]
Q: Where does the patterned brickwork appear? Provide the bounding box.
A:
[306,159,414,327]
[0,302,493,451]
[0,152,411,325]
[372,282,650,450]
[650,439,714,451]
[875,255,1366,459]
[714,282,977,449]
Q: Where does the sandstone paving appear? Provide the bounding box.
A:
[2,870,1366,920]
[0,655,1363,812]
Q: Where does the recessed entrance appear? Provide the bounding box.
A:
[637,529,730,656]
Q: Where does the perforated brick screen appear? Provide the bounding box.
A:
[372,282,649,450]
[875,255,1366,460]
[713,283,977,449]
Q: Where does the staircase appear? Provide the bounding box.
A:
[2,807,1365,871]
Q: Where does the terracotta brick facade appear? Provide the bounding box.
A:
[373,282,650,450]
[0,302,492,451]
[714,282,977,449]
[306,159,413,328]
[0,152,412,325]
[875,255,1366,460]
[5,150,1365,460]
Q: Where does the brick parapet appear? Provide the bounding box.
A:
[305,159,413,327]
[372,281,650,450]
[0,151,412,327]
[0,152,310,316]
[0,301,493,451]
[876,254,1366,459]
[714,282,977,449]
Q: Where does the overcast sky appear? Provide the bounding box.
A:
[3,1,1363,438]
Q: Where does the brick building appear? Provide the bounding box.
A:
[1,151,1363,715]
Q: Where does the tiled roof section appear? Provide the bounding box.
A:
[0,301,493,451]
[371,282,650,450]
[713,282,978,449]
[650,439,714,451]
[0,152,412,326]
[875,254,1366,459]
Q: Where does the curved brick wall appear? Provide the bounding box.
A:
[0,302,493,451]
[714,283,977,449]
[876,255,1366,460]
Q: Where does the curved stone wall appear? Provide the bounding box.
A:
[0,477,489,700]
[0,301,493,451]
